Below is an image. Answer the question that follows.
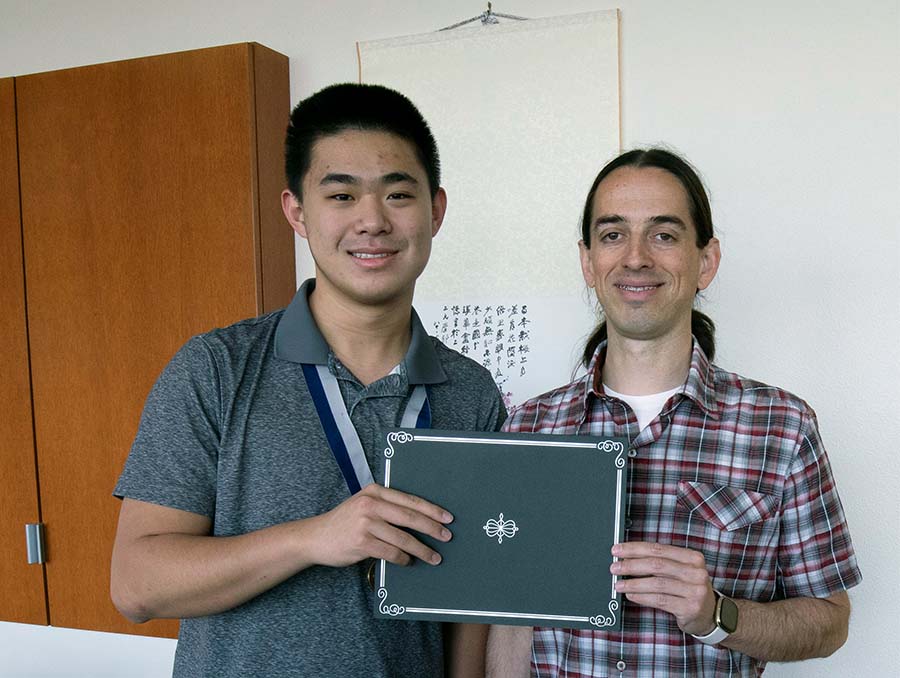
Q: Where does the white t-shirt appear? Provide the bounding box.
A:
[603,384,681,431]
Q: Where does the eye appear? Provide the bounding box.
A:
[599,231,623,243]
[328,193,353,202]
[654,231,677,242]
[387,191,414,201]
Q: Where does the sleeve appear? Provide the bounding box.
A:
[482,377,508,432]
[113,335,222,518]
[500,400,537,434]
[776,406,862,598]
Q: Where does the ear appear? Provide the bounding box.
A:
[578,240,595,288]
[430,187,448,237]
[281,189,308,239]
[696,237,721,291]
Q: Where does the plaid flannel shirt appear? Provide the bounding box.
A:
[503,341,861,677]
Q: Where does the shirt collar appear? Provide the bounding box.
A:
[680,339,719,417]
[274,278,447,385]
[582,338,719,418]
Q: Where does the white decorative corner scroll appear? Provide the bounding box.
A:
[589,599,620,628]
[597,439,627,468]
[384,430,414,458]
[378,587,405,616]
[483,513,519,544]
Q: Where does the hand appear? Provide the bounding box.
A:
[611,541,717,636]
[309,483,453,568]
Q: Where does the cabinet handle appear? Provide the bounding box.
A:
[25,523,46,564]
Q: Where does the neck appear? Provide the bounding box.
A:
[601,330,694,395]
[308,283,413,386]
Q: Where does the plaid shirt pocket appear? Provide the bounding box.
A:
[677,481,781,532]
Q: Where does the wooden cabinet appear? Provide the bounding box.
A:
[1,77,49,628]
[0,43,295,638]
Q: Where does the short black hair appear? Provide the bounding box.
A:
[284,83,441,200]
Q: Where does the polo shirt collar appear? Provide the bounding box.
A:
[582,338,719,418]
[405,309,447,384]
[274,278,447,385]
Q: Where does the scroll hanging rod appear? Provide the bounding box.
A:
[439,3,529,31]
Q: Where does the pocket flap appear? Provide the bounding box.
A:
[677,481,780,531]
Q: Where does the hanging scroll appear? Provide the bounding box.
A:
[359,10,619,406]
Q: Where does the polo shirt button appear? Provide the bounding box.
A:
[627,449,637,458]
[616,660,627,671]
[624,517,633,529]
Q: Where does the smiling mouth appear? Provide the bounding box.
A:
[616,284,661,292]
[351,252,393,259]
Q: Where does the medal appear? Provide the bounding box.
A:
[366,560,376,590]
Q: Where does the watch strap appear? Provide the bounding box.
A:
[691,590,732,645]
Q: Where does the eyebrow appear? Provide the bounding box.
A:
[649,214,687,229]
[593,214,687,229]
[320,173,359,186]
[594,214,625,226]
[382,171,418,185]
[319,171,419,187]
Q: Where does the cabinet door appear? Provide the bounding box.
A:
[0,78,49,626]
[16,44,291,637]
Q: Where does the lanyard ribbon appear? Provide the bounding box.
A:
[302,363,431,494]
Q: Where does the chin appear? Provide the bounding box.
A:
[348,284,413,308]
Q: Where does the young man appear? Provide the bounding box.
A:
[111,84,506,677]
[487,149,860,676]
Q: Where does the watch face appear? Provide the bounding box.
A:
[719,597,739,634]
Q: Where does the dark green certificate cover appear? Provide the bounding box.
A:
[374,429,628,630]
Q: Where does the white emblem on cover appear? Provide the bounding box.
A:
[483,513,519,544]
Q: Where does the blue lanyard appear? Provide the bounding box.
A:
[302,363,431,494]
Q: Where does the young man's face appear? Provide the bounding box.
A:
[579,166,720,347]
[282,129,446,310]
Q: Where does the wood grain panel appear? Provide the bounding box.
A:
[0,77,49,626]
[250,43,296,311]
[16,43,290,636]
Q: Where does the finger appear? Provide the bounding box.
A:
[619,591,684,613]
[612,555,709,584]
[373,500,453,544]
[370,542,414,567]
[369,522,444,566]
[365,484,454,524]
[615,574,695,598]
[613,541,706,565]
[348,491,452,543]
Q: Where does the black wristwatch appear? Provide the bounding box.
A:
[692,590,739,645]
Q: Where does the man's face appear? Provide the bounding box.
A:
[579,166,720,346]
[282,130,446,310]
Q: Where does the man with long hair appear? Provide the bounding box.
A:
[488,149,859,676]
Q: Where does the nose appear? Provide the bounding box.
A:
[622,236,652,269]
[355,194,391,235]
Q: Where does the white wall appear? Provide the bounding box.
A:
[1,1,897,676]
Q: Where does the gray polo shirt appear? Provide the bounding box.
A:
[115,279,506,678]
